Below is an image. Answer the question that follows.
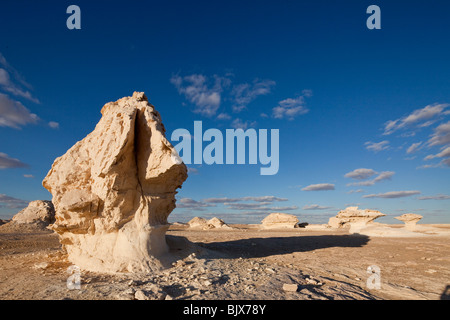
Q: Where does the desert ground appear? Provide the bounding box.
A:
[0,221,449,300]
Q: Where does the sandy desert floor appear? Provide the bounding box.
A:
[0,222,449,300]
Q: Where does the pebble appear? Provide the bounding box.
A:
[282,283,299,292]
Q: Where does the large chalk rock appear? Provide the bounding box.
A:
[395,213,423,231]
[43,92,187,273]
[328,207,385,233]
[12,200,55,226]
[261,213,299,229]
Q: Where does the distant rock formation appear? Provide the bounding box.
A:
[328,207,385,233]
[261,213,299,229]
[187,217,232,230]
[395,213,423,230]
[42,92,187,273]
[0,219,11,226]
[12,200,55,226]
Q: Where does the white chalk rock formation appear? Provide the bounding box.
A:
[12,200,55,226]
[187,217,232,230]
[261,213,299,229]
[328,207,385,233]
[395,213,423,231]
[43,92,187,273]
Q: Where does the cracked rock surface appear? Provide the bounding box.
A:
[42,92,187,273]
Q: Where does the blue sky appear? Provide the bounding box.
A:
[1,0,449,224]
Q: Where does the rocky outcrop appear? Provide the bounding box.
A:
[328,207,385,233]
[261,213,299,229]
[12,200,55,226]
[395,213,423,230]
[42,92,187,273]
[187,217,232,230]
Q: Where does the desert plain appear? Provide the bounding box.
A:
[1,220,449,300]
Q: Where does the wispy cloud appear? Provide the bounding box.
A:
[0,194,29,209]
[302,204,333,210]
[0,152,28,169]
[344,168,377,180]
[170,74,227,117]
[272,90,311,120]
[364,141,390,152]
[0,93,39,129]
[383,104,449,135]
[230,118,256,130]
[203,196,288,204]
[48,121,60,129]
[176,198,215,210]
[347,170,395,186]
[0,54,39,104]
[424,146,450,167]
[347,189,365,194]
[417,194,450,200]
[301,183,335,191]
[363,190,420,199]
[428,121,450,147]
[231,79,275,113]
[406,142,423,154]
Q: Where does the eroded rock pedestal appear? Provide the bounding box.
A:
[43,92,187,273]
[328,206,385,233]
[395,213,423,231]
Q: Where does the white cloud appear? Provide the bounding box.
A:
[424,146,450,167]
[216,113,231,120]
[417,194,450,200]
[0,194,29,209]
[302,204,332,210]
[231,79,275,113]
[170,74,226,117]
[383,104,449,135]
[346,171,395,187]
[176,198,215,210]
[363,190,420,199]
[406,142,422,154]
[344,168,377,180]
[48,121,59,129]
[231,118,256,130]
[0,93,39,129]
[301,183,335,191]
[347,189,365,194]
[23,174,34,178]
[428,121,450,147]
[0,54,39,104]
[272,95,310,120]
[272,91,312,120]
[0,152,28,169]
[203,196,288,204]
[364,140,389,152]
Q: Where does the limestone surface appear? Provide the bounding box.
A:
[261,213,299,229]
[12,200,55,226]
[42,92,187,273]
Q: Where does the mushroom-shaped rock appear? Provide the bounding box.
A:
[42,92,187,273]
[12,200,55,226]
[395,213,423,230]
[328,207,385,233]
[261,213,299,229]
